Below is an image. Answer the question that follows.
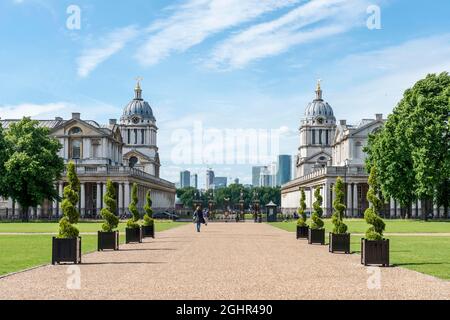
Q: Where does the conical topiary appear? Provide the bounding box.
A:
[101,179,119,232]
[127,183,140,228]
[296,188,308,227]
[143,190,154,227]
[58,162,80,238]
[331,177,348,234]
[364,167,386,240]
[310,187,324,230]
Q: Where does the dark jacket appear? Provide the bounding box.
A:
[194,209,205,224]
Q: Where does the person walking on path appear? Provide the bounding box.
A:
[194,206,205,232]
[203,208,209,226]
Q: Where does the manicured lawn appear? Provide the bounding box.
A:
[0,221,187,276]
[0,221,187,233]
[269,219,450,234]
[269,221,450,280]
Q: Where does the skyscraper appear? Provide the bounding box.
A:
[277,155,292,186]
[180,170,191,188]
[206,168,215,190]
[213,177,227,189]
[191,173,198,189]
[252,166,264,187]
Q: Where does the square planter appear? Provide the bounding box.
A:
[296,226,309,239]
[98,231,119,251]
[329,233,350,254]
[52,237,81,265]
[361,238,389,267]
[308,228,325,245]
[126,227,143,243]
[142,225,155,239]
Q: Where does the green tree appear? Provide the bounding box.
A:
[176,187,197,208]
[331,177,348,234]
[100,179,119,232]
[364,167,386,240]
[310,187,324,230]
[143,190,154,227]
[127,183,140,228]
[58,162,80,238]
[296,188,308,227]
[4,117,64,222]
[0,126,9,198]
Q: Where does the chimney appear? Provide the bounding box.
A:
[340,120,347,126]
[375,113,383,121]
[109,119,117,125]
[55,116,63,121]
[72,113,81,120]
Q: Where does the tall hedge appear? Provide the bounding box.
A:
[58,162,80,238]
[127,183,140,228]
[143,190,154,227]
[331,177,348,234]
[101,179,119,232]
[296,188,308,227]
[310,187,324,230]
[364,167,386,240]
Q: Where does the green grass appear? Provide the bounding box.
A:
[269,219,450,234]
[0,221,187,234]
[269,221,450,280]
[0,221,187,276]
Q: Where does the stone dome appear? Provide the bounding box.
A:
[304,81,335,121]
[121,82,155,122]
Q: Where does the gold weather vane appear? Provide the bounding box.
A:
[317,78,322,91]
[135,76,143,89]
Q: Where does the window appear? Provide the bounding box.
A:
[319,129,323,144]
[325,130,329,145]
[71,140,81,159]
[311,129,315,144]
[141,129,145,144]
[69,127,82,135]
[129,156,138,168]
[134,129,137,144]
[127,129,131,144]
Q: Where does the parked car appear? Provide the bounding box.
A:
[153,211,179,220]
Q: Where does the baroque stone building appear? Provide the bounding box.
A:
[0,82,176,219]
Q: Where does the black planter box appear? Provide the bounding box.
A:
[361,238,389,267]
[52,237,81,265]
[329,233,350,253]
[126,227,143,243]
[142,225,155,238]
[98,231,119,251]
[296,226,309,239]
[308,228,325,245]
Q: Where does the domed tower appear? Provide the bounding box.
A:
[119,80,160,177]
[296,80,336,178]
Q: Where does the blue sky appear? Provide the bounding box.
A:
[1,0,449,187]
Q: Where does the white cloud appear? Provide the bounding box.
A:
[136,0,299,66]
[208,0,370,69]
[0,102,72,119]
[77,26,138,78]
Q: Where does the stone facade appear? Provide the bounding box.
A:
[0,83,175,219]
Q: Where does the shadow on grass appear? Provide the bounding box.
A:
[393,262,446,267]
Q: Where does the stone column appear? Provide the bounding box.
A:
[96,183,102,215]
[353,183,358,217]
[118,183,124,215]
[309,187,313,213]
[59,182,64,212]
[346,183,352,217]
[390,198,395,218]
[102,183,107,209]
[80,183,85,217]
[124,182,130,215]
[417,200,422,219]
[412,201,417,218]
[396,200,401,218]
[322,183,329,217]
[37,205,42,218]
[433,204,438,218]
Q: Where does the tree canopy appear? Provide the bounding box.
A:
[127,183,140,228]
[100,179,119,232]
[58,162,80,238]
[3,117,64,221]
[331,177,348,234]
[365,72,450,217]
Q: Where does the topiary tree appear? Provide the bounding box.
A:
[296,188,308,227]
[331,177,348,234]
[364,167,386,240]
[101,179,119,232]
[143,190,154,227]
[58,162,80,238]
[310,187,324,230]
[127,183,140,228]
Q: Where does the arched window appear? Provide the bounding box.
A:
[69,127,82,135]
[354,141,363,159]
[129,156,138,168]
[71,140,82,159]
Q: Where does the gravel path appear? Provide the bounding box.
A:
[0,223,448,300]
